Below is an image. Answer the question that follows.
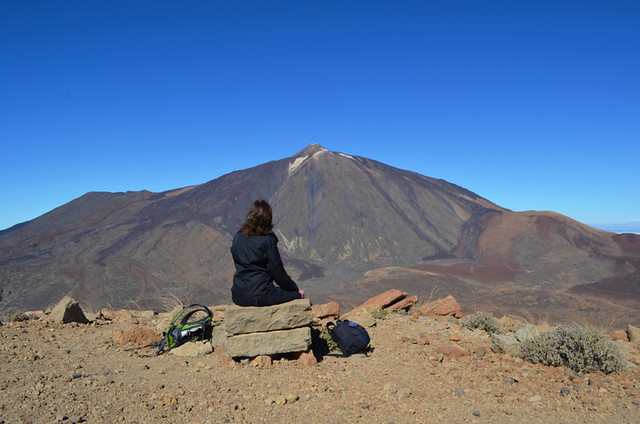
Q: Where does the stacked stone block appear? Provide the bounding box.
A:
[223,299,312,358]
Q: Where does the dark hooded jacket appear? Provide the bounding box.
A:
[230,232,299,306]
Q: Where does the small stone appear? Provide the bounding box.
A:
[610,329,629,342]
[251,355,272,368]
[435,344,468,358]
[285,393,299,403]
[397,388,411,399]
[297,350,318,367]
[560,387,571,396]
[275,395,287,405]
[163,395,178,406]
[474,346,489,357]
[472,411,481,417]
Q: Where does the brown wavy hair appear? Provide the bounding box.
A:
[240,200,274,237]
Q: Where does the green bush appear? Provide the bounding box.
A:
[461,311,503,335]
[520,325,626,374]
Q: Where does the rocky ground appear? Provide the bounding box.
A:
[1,307,639,424]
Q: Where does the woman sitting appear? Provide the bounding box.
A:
[230,200,305,306]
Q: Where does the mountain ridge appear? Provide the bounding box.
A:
[1,144,638,326]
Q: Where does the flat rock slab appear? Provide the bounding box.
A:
[342,289,407,320]
[224,326,312,358]
[224,299,312,335]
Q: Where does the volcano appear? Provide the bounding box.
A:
[1,144,638,325]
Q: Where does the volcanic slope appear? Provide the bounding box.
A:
[1,144,638,326]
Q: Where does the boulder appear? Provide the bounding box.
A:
[626,324,640,343]
[48,296,89,324]
[490,334,521,357]
[225,299,312,335]
[342,289,407,319]
[224,326,312,358]
[515,324,540,343]
[419,295,462,319]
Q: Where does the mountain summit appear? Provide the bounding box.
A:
[1,145,638,324]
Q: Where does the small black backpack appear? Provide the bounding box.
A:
[326,319,371,356]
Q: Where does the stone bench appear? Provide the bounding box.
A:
[223,299,312,358]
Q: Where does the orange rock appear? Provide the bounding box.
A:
[312,302,340,319]
[25,310,46,319]
[103,309,135,322]
[386,295,419,312]
[342,289,407,319]
[100,308,116,320]
[297,350,318,367]
[610,330,629,342]
[419,295,462,318]
[216,345,235,367]
[113,325,158,346]
[251,355,272,368]
[435,344,468,358]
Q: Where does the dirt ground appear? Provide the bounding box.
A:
[1,311,639,424]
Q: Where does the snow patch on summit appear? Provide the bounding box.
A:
[289,155,309,174]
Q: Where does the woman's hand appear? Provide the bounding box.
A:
[298,289,306,299]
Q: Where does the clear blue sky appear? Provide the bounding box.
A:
[2,1,639,232]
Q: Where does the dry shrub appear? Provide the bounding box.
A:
[520,325,626,374]
[10,311,31,322]
[461,311,503,335]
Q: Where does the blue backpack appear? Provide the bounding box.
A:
[326,319,371,356]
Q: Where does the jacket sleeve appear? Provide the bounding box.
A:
[266,235,299,292]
